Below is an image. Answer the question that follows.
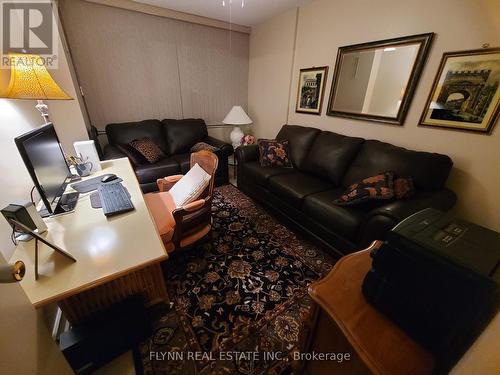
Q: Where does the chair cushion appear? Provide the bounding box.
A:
[144,192,176,244]
[106,120,168,154]
[303,131,364,185]
[276,125,320,169]
[134,158,180,184]
[268,172,334,207]
[342,140,453,191]
[169,163,211,208]
[303,189,366,240]
[173,153,191,174]
[242,161,295,187]
[162,118,208,155]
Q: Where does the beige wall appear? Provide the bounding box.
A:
[0,256,73,374]
[59,0,249,131]
[248,0,500,233]
[248,7,298,139]
[0,15,88,261]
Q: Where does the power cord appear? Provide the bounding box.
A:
[10,226,18,246]
[30,185,36,204]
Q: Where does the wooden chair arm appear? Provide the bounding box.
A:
[156,174,183,192]
[182,199,206,212]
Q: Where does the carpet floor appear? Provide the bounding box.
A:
[137,185,335,374]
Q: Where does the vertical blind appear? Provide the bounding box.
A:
[59,0,249,129]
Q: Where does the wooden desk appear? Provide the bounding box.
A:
[303,242,435,375]
[9,158,169,323]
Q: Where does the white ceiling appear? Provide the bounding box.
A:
[133,0,307,27]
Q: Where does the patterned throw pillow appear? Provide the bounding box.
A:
[190,142,218,153]
[129,137,165,164]
[334,172,395,206]
[257,139,293,168]
[394,177,415,199]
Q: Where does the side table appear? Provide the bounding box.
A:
[300,241,435,375]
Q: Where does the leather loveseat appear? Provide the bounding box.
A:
[103,118,233,192]
[236,125,456,257]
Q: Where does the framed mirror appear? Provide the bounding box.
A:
[326,33,434,124]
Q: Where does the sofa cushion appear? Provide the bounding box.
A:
[106,120,167,153]
[242,161,295,187]
[172,153,191,174]
[268,172,334,207]
[134,158,180,184]
[115,143,147,166]
[303,189,366,240]
[276,125,320,170]
[342,140,453,191]
[162,118,208,155]
[303,131,364,185]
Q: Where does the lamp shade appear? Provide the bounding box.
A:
[222,106,253,125]
[0,53,72,100]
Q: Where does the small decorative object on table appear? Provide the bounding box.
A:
[67,154,93,177]
[241,134,255,146]
[223,105,253,149]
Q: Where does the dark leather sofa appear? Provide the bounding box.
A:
[236,125,456,257]
[103,118,233,192]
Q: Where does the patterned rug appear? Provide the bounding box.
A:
[137,185,335,374]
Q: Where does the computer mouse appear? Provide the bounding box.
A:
[101,174,118,183]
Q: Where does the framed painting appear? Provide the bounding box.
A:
[419,48,500,134]
[296,66,328,115]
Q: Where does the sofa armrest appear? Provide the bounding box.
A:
[103,144,127,160]
[366,188,457,222]
[235,144,259,164]
[204,136,234,158]
[356,189,457,247]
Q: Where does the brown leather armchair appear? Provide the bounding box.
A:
[145,151,219,253]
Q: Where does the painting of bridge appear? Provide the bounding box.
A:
[420,49,500,133]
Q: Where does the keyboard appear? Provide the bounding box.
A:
[97,183,134,217]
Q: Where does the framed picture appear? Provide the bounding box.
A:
[419,48,500,134]
[296,66,328,115]
[326,33,434,125]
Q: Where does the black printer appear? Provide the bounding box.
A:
[362,208,499,373]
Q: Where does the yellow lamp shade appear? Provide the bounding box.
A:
[0,53,72,100]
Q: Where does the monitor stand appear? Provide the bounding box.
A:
[38,192,80,218]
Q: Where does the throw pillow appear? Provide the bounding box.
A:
[191,142,218,153]
[257,139,292,168]
[394,177,415,199]
[169,163,212,208]
[334,172,395,206]
[129,137,165,164]
[116,143,147,166]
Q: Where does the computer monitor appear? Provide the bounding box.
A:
[15,123,71,214]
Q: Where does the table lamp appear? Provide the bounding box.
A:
[0,53,73,123]
[223,105,253,149]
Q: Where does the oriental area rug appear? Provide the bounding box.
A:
[136,184,335,374]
